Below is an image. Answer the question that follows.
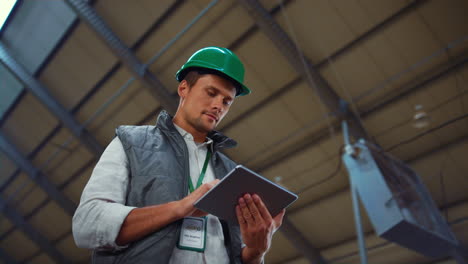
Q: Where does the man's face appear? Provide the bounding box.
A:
[178,74,236,134]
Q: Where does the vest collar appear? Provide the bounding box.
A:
[156,110,238,151]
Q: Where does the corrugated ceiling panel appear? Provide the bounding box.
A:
[56,234,91,263]
[319,233,432,264]
[417,0,468,55]
[329,0,375,36]
[1,93,59,155]
[319,44,386,104]
[136,0,251,64]
[368,89,467,161]
[2,173,31,206]
[14,185,48,217]
[83,82,157,144]
[0,217,13,237]
[63,166,93,204]
[357,0,410,24]
[383,13,447,75]
[38,22,118,110]
[411,138,468,205]
[93,0,175,47]
[289,190,373,247]
[46,145,93,187]
[445,137,468,176]
[264,231,298,263]
[0,0,76,74]
[31,128,79,175]
[262,140,328,182]
[234,32,297,94]
[364,69,468,140]
[27,201,71,241]
[0,153,16,186]
[273,0,356,62]
[0,230,39,262]
[223,98,309,164]
[279,82,327,127]
[26,253,56,264]
[287,157,347,194]
[73,67,136,132]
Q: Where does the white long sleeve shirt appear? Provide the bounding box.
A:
[72,125,229,263]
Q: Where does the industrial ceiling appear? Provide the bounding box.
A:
[0,0,467,263]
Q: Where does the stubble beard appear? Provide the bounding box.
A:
[189,115,216,135]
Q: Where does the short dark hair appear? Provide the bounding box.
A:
[183,70,203,87]
[182,67,241,94]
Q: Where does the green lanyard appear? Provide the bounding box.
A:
[188,150,212,193]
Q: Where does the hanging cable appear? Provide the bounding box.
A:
[295,146,344,194]
[387,112,468,152]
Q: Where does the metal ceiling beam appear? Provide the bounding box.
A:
[315,0,428,68]
[64,0,178,114]
[237,0,369,141]
[0,42,104,156]
[253,61,468,219]
[254,49,468,175]
[360,50,468,117]
[0,195,71,263]
[222,0,427,133]
[0,130,76,216]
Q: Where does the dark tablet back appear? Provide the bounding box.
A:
[194,165,298,224]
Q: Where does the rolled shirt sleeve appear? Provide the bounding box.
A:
[72,137,136,250]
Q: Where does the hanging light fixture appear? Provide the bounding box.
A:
[412,104,431,129]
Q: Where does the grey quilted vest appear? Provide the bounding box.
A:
[93,111,243,264]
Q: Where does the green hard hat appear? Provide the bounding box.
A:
[175,46,251,96]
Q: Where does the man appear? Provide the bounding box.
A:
[73,47,285,263]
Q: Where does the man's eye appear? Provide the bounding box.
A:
[224,100,232,106]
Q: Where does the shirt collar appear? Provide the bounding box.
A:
[173,123,213,148]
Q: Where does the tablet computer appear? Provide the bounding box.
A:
[194,165,298,224]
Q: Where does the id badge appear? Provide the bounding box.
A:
[177,217,207,252]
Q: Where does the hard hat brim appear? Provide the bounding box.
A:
[176,64,251,97]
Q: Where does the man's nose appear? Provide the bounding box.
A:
[211,97,223,111]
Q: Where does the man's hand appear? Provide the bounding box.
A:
[236,193,285,264]
[116,179,219,246]
[176,179,220,218]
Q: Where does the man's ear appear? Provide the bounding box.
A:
[178,80,189,99]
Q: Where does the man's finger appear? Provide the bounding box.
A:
[244,194,262,223]
[273,209,286,229]
[236,205,247,228]
[239,197,255,226]
[253,194,272,222]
